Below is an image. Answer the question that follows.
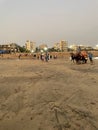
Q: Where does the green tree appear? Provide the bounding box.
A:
[18,46,27,52]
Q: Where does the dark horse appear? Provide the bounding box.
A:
[70,52,88,64]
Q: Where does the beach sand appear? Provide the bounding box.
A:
[0,58,98,130]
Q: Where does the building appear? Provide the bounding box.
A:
[0,43,19,53]
[25,40,36,52]
[54,43,60,50]
[69,44,77,51]
[39,44,48,50]
[53,40,68,52]
[59,40,68,51]
[69,44,93,51]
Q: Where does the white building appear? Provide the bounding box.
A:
[59,40,68,51]
[54,40,68,51]
[25,40,36,52]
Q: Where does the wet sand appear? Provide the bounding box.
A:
[0,58,98,130]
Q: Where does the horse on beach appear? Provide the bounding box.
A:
[70,51,88,64]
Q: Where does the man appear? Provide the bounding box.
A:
[88,52,93,64]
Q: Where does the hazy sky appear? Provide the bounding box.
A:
[0,0,98,47]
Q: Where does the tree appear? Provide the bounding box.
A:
[18,45,27,52]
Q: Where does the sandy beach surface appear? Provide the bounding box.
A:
[0,58,98,130]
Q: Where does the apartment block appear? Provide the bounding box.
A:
[59,40,68,51]
[54,40,68,52]
[25,40,36,52]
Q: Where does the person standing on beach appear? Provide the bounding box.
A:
[88,52,93,64]
[45,53,49,62]
[18,54,21,59]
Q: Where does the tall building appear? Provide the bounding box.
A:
[53,40,68,51]
[59,40,68,51]
[25,40,36,52]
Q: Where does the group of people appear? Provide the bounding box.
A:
[40,53,57,62]
[78,46,94,64]
[70,46,94,64]
[40,53,49,62]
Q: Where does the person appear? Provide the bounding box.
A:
[18,54,21,59]
[77,46,81,54]
[88,52,93,64]
[40,54,44,61]
[45,53,49,62]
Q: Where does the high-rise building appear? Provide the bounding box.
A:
[25,40,36,52]
[53,40,68,51]
[59,40,68,51]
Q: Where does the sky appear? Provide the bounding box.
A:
[0,0,98,47]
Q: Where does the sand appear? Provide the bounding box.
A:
[0,58,98,130]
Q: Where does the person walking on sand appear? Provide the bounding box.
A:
[88,52,93,64]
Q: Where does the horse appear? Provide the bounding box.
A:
[70,52,88,64]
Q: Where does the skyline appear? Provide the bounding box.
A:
[0,0,98,47]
